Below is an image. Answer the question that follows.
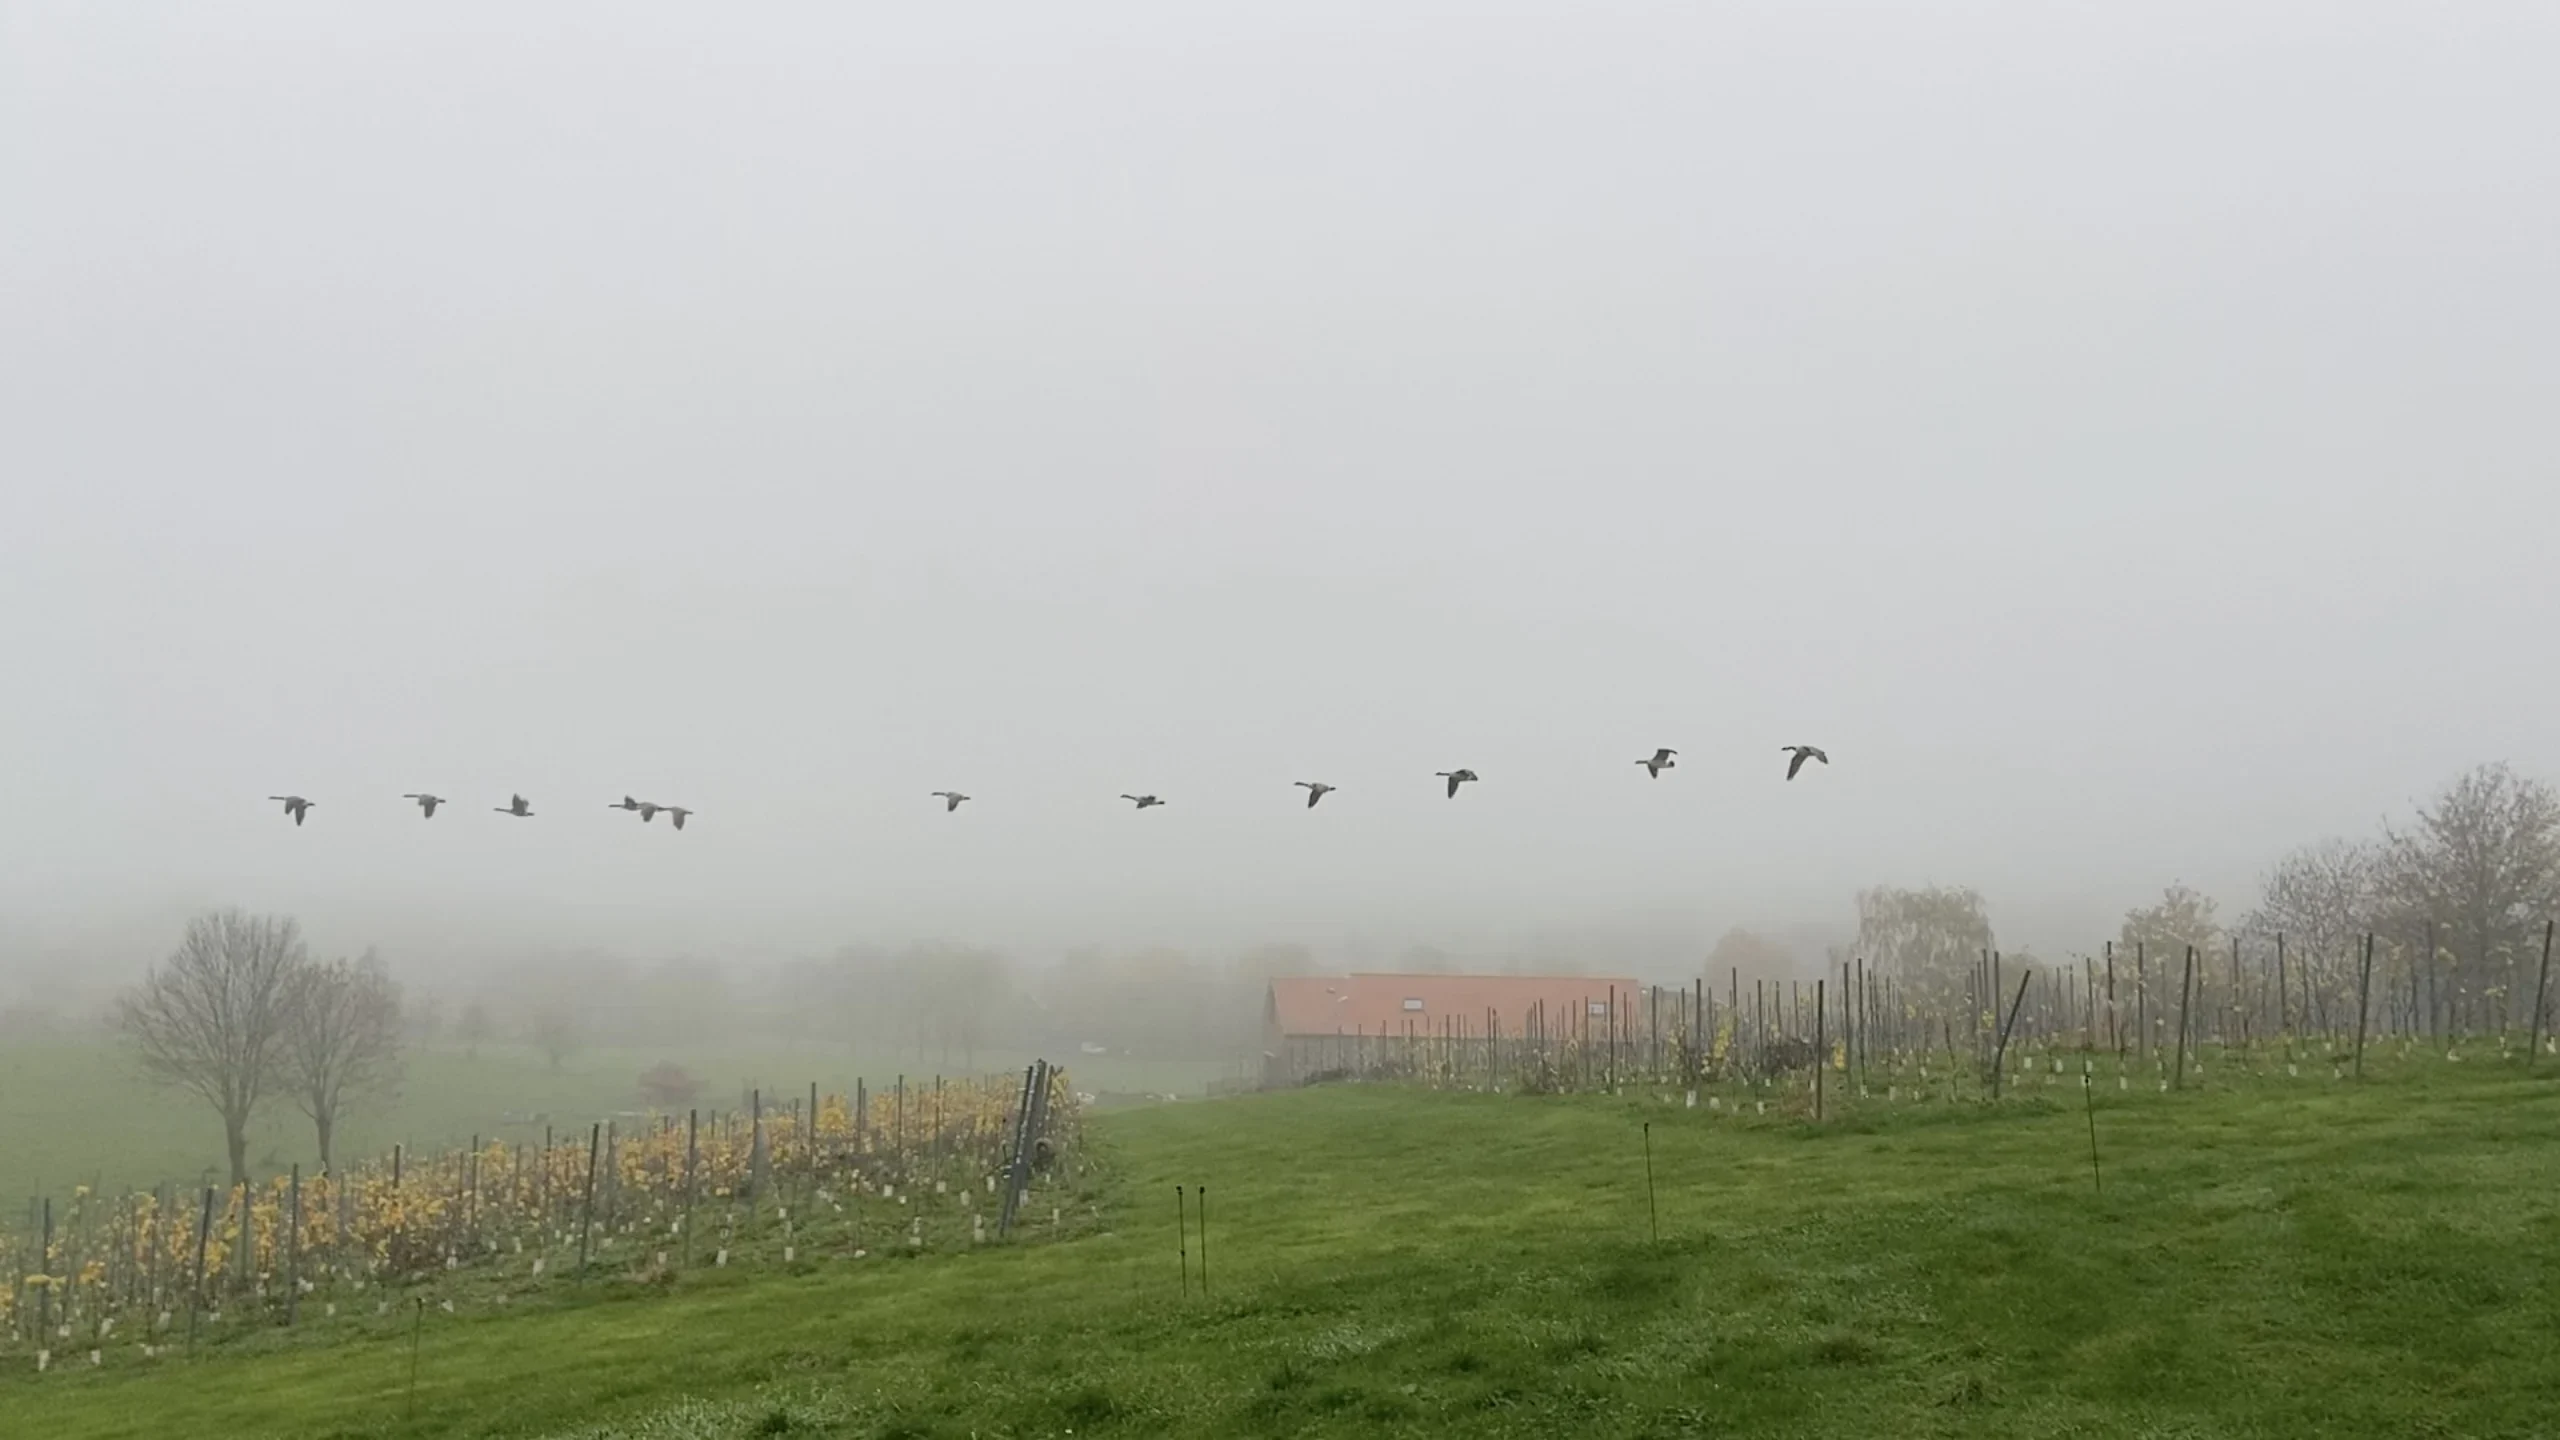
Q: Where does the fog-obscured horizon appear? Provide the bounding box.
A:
[7,3,2557,1015]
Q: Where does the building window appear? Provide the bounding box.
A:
[1587,1001,1608,1017]
[1402,997,1424,1012]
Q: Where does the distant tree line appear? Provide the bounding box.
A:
[1853,762,2560,1045]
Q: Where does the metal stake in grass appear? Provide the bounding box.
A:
[1197,1185,1209,1299]
[1175,1185,1189,1298]
[1641,1123,1659,1245]
[406,1297,425,1422]
[2080,1068,2103,1194]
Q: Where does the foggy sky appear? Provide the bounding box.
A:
[6,2,2557,982]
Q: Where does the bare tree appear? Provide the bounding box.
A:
[1855,885,1994,1010]
[2243,838,2379,1035]
[115,910,308,1184]
[456,999,493,1060]
[2119,883,2224,1036]
[1706,927,1797,984]
[283,949,404,1172]
[531,1006,581,1072]
[2380,763,2560,1035]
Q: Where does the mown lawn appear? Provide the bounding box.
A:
[7,1059,2559,1438]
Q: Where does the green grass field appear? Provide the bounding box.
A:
[0,1036,1234,1200]
[6,1056,2559,1438]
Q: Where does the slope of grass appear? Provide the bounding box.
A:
[0,1037,1229,1199]
[8,1062,2560,1438]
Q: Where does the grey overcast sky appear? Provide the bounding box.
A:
[4,2,2556,976]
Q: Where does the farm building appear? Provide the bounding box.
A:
[1262,972,1643,1085]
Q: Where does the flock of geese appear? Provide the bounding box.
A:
[261,746,1831,828]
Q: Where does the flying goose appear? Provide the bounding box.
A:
[637,801,663,822]
[1121,794,1164,809]
[1296,781,1335,809]
[608,795,646,814]
[1637,748,1677,779]
[269,795,314,826]
[1782,745,1830,781]
[664,806,692,831]
[494,793,534,818]
[932,792,970,813]
[1435,768,1478,799]
[403,793,447,818]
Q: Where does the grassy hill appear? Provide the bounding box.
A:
[6,1059,2559,1438]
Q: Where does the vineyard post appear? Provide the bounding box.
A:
[1630,1121,1658,1252]
[144,1183,164,1313]
[1992,952,2004,1074]
[2276,932,2290,1052]
[2229,935,2242,1047]
[285,1164,301,1327]
[811,1081,823,1200]
[1197,1184,1208,1298]
[577,1122,600,1279]
[682,1109,699,1267]
[2528,919,2555,1072]
[2104,941,2118,1058]
[185,1185,212,1356]
[1814,978,1827,1121]
[1991,971,2031,1100]
[229,1178,250,1296]
[2173,946,2197,1090]
[2081,1066,2103,1194]
[36,1195,51,1341]
[1840,964,1853,1087]
[2135,942,2150,1065]
[406,1297,425,1422]
[748,1089,765,1218]
[2353,932,2377,1077]
[999,1060,1049,1239]
[1175,1185,1188,1298]
[2427,918,2441,1040]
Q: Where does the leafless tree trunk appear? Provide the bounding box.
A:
[532,1006,581,1072]
[116,911,308,1185]
[285,948,405,1173]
